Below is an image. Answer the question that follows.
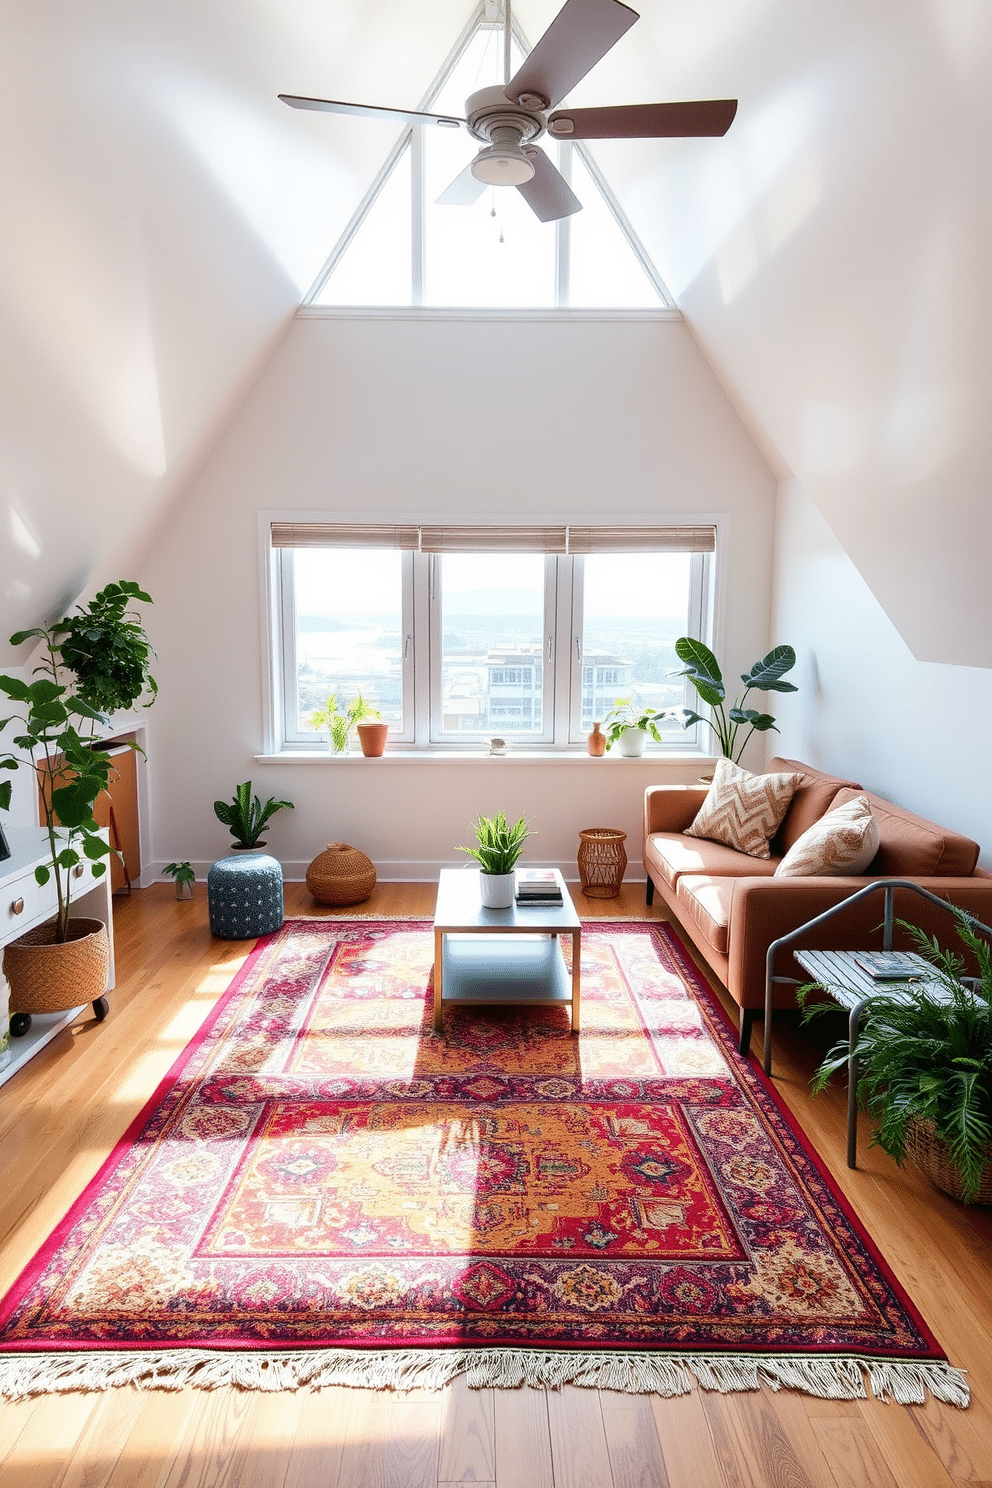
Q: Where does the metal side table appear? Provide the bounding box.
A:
[763,879,992,1168]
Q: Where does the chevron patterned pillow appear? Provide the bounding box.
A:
[685,757,801,859]
[774,793,879,877]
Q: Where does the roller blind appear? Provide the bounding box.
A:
[271,522,715,553]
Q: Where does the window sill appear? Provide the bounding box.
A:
[255,750,713,765]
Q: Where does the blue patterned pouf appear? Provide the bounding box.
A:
[207,853,284,939]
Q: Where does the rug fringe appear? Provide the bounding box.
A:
[0,1348,969,1406]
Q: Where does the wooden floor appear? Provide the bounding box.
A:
[2,881,992,1488]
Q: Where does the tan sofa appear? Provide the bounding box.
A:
[643,755,992,1054]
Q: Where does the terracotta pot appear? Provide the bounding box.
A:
[3,917,109,1015]
[357,722,389,757]
[587,722,606,757]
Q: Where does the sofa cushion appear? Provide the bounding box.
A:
[646,832,779,890]
[676,875,734,957]
[832,787,980,877]
[774,793,880,878]
[686,758,801,859]
[766,756,863,853]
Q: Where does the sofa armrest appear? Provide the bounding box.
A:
[644,785,709,838]
[726,875,992,1011]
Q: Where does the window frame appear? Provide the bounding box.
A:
[267,524,714,754]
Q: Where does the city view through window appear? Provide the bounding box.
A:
[287,548,699,746]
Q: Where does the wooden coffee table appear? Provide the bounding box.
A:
[432,868,581,1034]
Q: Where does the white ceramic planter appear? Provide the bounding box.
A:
[617,726,646,758]
[479,871,515,909]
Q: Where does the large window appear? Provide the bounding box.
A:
[270,524,713,751]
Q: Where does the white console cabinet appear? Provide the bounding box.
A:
[0,824,115,1090]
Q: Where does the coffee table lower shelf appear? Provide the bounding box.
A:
[434,934,577,1031]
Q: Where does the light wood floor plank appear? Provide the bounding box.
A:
[649,1390,728,1488]
[437,1375,495,1483]
[547,1385,613,1488]
[600,1389,670,1488]
[493,1384,554,1488]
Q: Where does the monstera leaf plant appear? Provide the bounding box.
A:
[672,638,798,762]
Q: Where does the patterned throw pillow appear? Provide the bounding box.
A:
[685,757,801,860]
[774,793,879,877]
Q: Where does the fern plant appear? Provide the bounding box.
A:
[311,691,380,753]
[458,811,529,876]
[800,911,992,1203]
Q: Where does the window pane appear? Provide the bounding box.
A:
[438,553,546,737]
[579,554,694,740]
[314,143,412,307]
[289,549,404,736]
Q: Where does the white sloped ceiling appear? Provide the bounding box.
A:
[1,1,989,665]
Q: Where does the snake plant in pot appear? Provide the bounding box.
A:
[214,782,294,851]
[0,581,157,1024]
[458,811,529,909]
[800,911,992,1204]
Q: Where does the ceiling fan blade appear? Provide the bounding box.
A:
[278,95,464,129]
[506,0,639,111]
[548,98,738,139]
[515,149,583,223]
[437,163,489,207]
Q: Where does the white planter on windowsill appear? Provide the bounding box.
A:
[617,727,646,758]
[479,871,515,909]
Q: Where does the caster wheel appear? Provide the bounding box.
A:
[92,996,109,1023]
[10,1013,32,1037]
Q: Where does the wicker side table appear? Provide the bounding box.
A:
[577,827,627,899]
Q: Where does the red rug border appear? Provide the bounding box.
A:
[0,914,948,1364]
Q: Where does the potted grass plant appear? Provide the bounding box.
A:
[458,810,529,909]
[0,581,156,1021]
[800,910,992,1204]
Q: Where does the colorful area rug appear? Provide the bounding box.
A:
[0,918,968,1404]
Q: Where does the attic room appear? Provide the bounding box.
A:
[1,0,991,1483]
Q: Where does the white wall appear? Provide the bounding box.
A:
[135,313,777,881]
[772,479,992,870]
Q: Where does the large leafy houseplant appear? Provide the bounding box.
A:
[214,782,294,850]
[672,638,798,761]
[0,581,156,943]
[800,912,992,1203]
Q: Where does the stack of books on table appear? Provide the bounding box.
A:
[515,869,562,906]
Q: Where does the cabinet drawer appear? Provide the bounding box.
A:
[3,869,44,932]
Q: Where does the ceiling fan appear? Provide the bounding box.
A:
[279,0,737,224]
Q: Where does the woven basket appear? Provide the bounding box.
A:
[3,917,110,1015]
[577,827,628,898]
[904,1116,992,1205]
[306,843,377,906]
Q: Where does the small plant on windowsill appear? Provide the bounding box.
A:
[310,691,381,755]
[163,862,195,900]
[602,697,666,758]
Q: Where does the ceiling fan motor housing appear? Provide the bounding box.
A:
[465,85,546,146]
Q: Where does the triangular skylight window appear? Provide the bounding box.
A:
[306,5,672,311]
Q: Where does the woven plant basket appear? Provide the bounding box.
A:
[3,917,110,1015]
[577,827,628,899]
[904,1116,992,1206]
[306,843,377,906]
